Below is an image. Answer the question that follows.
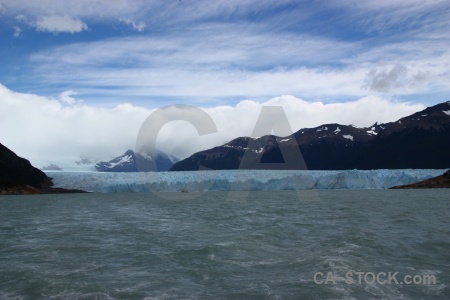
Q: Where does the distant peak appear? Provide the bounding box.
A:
[124,149,135,156]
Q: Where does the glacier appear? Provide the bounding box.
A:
[46,169,447,193]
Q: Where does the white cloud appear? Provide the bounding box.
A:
[333,0,450,37]
[26,25,450,102]
[31,26,357,68]
[59,90,81,105]
[15,14,27,21]
[0,84,424,167]
[0,0,174,35]
[1,1,448,104]
[122,19,146,32]
[0,0,141,19]
[26,29,366,100]
[0,0,293,27]
[35,16,88,33]
[364,63,428,93]
[1,0,449,41]
[0,84,149,164]
[13,26,22,37]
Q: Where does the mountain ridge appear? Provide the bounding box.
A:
[170,101,450,171]
[95,149,175,172]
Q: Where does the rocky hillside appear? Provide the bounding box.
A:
[0,142,52,189]
[390,170,450,189]
[170,101,450,171]
[0,143,85,195]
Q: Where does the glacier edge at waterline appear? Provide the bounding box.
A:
[45,169,447,193]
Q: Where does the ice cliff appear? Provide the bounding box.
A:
[47,169,446,193]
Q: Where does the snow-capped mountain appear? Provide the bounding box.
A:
[95,150,176,172]
[170,101,450,171]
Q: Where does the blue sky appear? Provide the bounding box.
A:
[0,0,449,165]
[1,0,449,107]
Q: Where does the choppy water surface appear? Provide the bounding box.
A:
[0,190,449,299]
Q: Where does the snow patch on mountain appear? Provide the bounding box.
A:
[343,134,354,141]
[443,110,450,116]
[104,155,132,169]
[95,150,175,172]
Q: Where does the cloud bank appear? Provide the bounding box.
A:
[0,1,448,106]
[25,27,450,105]
[35,16,88,33]
[0,84,424,167]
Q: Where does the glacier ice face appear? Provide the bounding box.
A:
[46,169,447,193]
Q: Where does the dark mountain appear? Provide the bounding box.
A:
[95,150,175,172]
[348,102,450,169]
[1,143,86,194]
[0,142,53,189]
[170,101,450,171]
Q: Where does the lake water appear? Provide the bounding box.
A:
[0,190,449,299]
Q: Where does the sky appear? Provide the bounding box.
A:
[0,0,449,167]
